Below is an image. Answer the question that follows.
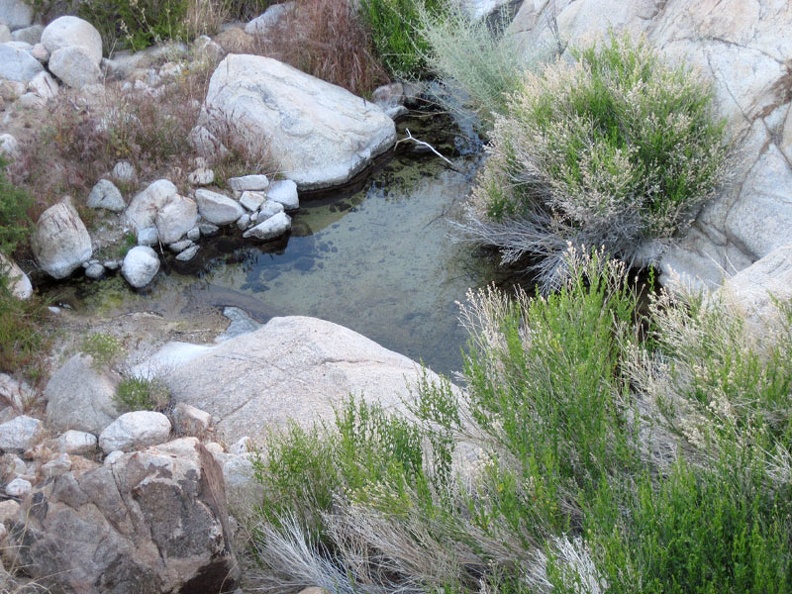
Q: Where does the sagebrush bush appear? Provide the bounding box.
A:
[417,3,527,131]
[357,0,446,78]
[247,248,792,593]
[114,376,171,412]
[458,34,729,292]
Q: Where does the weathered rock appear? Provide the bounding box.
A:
[244,2,295,36]
[155,194,198,244]
[124,179,179,231]
[48,46,102,88]
[11,24,43,44]
[227,174,269,193]
[202,55,397,190]
[715,244,792,341]
[175,244,200,261]
[84,261,106,279]
[238,190,266,212]
[28,70,58,99]
[266,179,299,211]
[99,411,172,454]
[8,437,239,593]
[0,373,34,412]
[137,226,159,247]
[194,188,245,225]
[252,200,284,220]
[31,199,93,279]
[242,211,291,241]
[508,0,792,288]
[41,15,102,65]
[0,133,19,160]
[45,354,120,434]
[87,178,126,212]
[0,23,10,43]
[42,453,72,478]
[0,253,32,300]
[143,316,444,443]
[188,166,215,186]
[5,477,31,498]
[171,402,213,438]
[0,44,44,82]
[0,415,44,451]
[121,246,160,288]
[56,430,98,455]
[0,0,34,30]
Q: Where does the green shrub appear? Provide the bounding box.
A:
[357,0,446,78]
[114,376,171,412]
[459,34,729,292]
[247,248,792,593]
[417,4,528,131]
[0,157,35,257]
[80,332,124,368]
[0,267,50,382]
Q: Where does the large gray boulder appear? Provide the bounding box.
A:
[7,437,239,594]
[124,179,179,231]
[508,0,792,288]
[138,316,444,443]
[0,44,44,82]
[31,199,93,279]
[40,15,102,65]
[201,55,397,190]
[45,354,120,434]
[99,411,172,454]
[0,253,32,300]
[155,194,198,244]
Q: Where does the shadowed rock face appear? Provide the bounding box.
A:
[508,0,792,289]
[200,54,397,191]
[8,438,238,594]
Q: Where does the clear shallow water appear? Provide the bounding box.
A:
[58,115,510,377]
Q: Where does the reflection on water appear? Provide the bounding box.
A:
[61,114,516,377]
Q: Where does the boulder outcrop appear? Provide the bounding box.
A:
[7,438,238,594]
[137,316,440,443]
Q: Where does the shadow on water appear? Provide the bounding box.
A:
[51,111,528,377]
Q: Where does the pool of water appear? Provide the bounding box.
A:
[57,114,509,377]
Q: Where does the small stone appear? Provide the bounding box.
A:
[186,226,201,241]
[228,174,269,193]
[42,453,71,478]
[121,246,160,289]
[267,179,299,211]
[175,245,199,261]
[194,188,245,225]
[137,227,159,246]
[5,478,31,498]
[0,134,19,160]
[84,262,105,279]
[99,411,172,454]
[198,223,219,236]
[236,213,251,231]
[57,430,98,455]
[0,500,20,524]
[19,92,46,109]
[103,259,121,271]
[87,179,126,212]
[187,167,215,186]
[238,191,266,212]
[258,200,285,219]
[171,403,213,437]
[169,239,193,253]
[242,211,291,241]
[0,416,44,451]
